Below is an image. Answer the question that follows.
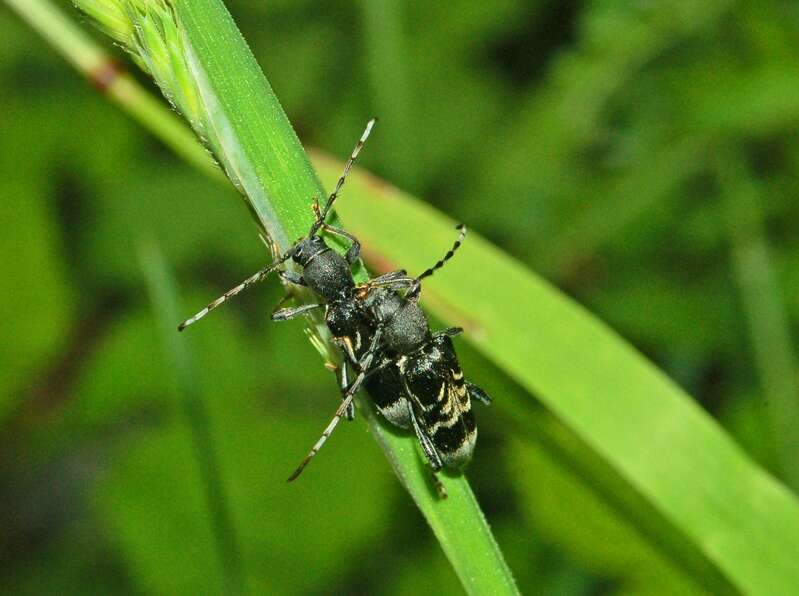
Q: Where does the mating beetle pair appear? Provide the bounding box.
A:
[178,120,491,490]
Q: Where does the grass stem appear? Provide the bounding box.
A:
[139,236,246,595]
[717,146,799,492]
[3,0,223,182]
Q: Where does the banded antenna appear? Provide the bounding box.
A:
[417,224,467,282]
[311,118,377,235]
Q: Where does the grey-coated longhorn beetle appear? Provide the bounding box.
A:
[179,119,491,494]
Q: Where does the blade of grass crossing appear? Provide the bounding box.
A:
[3,0,222,182]
[138,236,246,595]
[717,146,799,491]
[314,155,799,596]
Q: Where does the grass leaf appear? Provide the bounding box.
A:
[138,235,246,595]
[312,153,799,596]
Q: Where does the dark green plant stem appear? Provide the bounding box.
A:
[3,0,223,182]
[139,236,246,595]
[360,0,419,188]
[717,146,799,492]
[540,138,705,277]
[173,1,323,249]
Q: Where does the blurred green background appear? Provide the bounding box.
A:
[2,0,799,594]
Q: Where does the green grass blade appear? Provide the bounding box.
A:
[310,153,799,596]
[717,147,799,491]
[172,1,320,249]
[365,407,518,595]
[138,236,245,595]
[360,0,419,188]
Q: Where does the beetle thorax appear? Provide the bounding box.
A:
[364,289,430,355]
[383,302,430,354]
[293,237,354,301]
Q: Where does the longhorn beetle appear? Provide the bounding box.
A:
[179,119,491,492]
[286,226,492,485]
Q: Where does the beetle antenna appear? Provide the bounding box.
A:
[178,251,293,331]
[417,224,467,282]
[287,393,355,482]
[312,118,377,235]
[288,325,384,481]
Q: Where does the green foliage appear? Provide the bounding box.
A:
[3,0,799,594]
